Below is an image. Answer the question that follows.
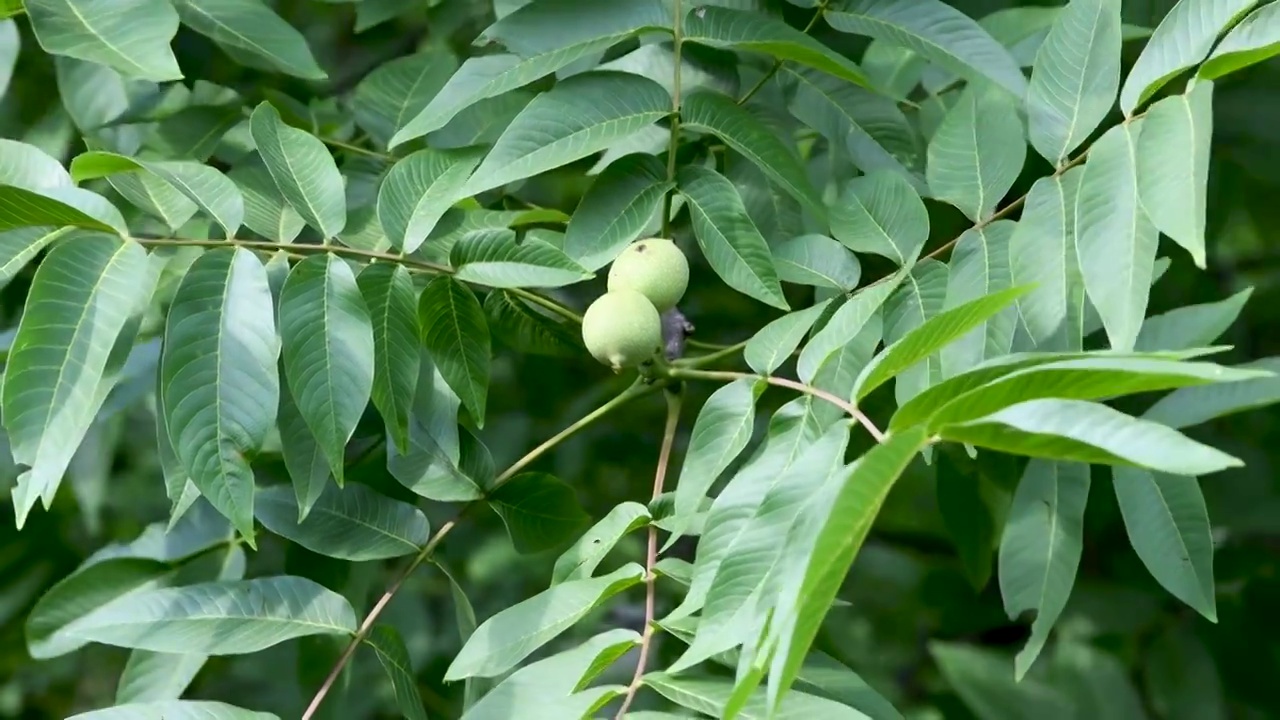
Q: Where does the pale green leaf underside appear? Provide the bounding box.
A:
[26,0,181,81]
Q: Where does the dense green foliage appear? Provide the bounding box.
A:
[1,0,1279,718]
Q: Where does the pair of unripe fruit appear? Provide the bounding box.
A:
[582,238,690,371]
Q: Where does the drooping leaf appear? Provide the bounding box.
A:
[927,83,1026,222]
[1136,81,1213,268]
[70,151,244,237]
[824,0,1028,98]
[762,427,930,712]
[60,576,356,654]
[171,0,326,81]
[829,169,928,265]
[444,563,644,680]
[932,642,1075,719]
[1199,2,1280,80]
[363,626,428,720]
[772,234,862,290]
[418,276,490,428]
[255,482,428,561]
[249,102,346,238]
[1025,0,1122,166]
[1135,287,1251,352]
[999,459,1089,679]
[1118,0,1256,114]
[681,89,826,222]
[460,71,670,197]
[744,299,832,376]
[25,0,181,81]
[274,372,330,525]
[552,501,650,584]
[939,221,1018,378]
[228,159,305,243]
[451,228,592,289]
[162,248,280,543]
[1075,121,1155,352]
[1010,169,1086,352]
[936,451,997,589]
[357,262,420,452]
[3,235,153,527]
[66,700,278,720]
[377,147,484,253]
[797,268,908,383]
[488,472,590,555]
[354,47,458,149]
[386,357,484,502]
[677,164,787,309]
[1143,356,1280,429]
[937,398,1242,476]
[563,153,669,272]
[685,5,870,87]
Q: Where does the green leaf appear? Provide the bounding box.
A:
[1075,121,1155,352]
[855,286,1030,401]
[278,253,374,485]
[387,358,484,502]
[26,558,171,659]
[677,164,787,309]
[0,184,127,235]
[936,451,997,589]
[461,629,641,720]
[26,0,181,81]
[762,427,930,712]
[927,84,1026,222]
[377,147,484,253]
[1136,81,1213,268]
[459,71,669,197]
[162,248,280,544]
[797,268,907,384]
[681,90,826,222]
[1199,2,1280,79]
[354,47,457,149]
[1118,0,1256,114]
[829,169,928,265]
[3,235,153,527]
[171,0,326,81]
[357,262,420,452]
[1136,287,1251,352]
[552,501,650,584]
[1047,641,1149,720]
[1025,0,1122,166]
[825,0,1028,98]
[666,378,766,547]
[148,105,242,163]
[674,421,851,672]
[108,172,198,232]
[444,563,644,680]
[1009,169,1086,352]
[938,398,1242,476]
[115,651,209,704]
[1143,624,1227,720]
[939,222,1018,378]
[418,276,490,427]
[881,259,949,404]
[685,5,870,88]
[563,153,669,272]
[249,102,346,239]
[784,67,923,190]
[451,228,592,289]
[363,626,428,720]
[61,576,356,654]
[255,482,428,561]
[644,673,874,720]
[932,642,1074,720]
[0,138,73,190]
[66,700,278,720]
[999,459,1089,679]
[0,19,16,97]
[489,472,590,554]
[275,370,329,521]
[229,158,305,243]
[484,289,582,358]
[70,151,244,237]
[0,226,64,292]
[478,0,672,59]
[1143,357,1280,429]
[772,235,861,290]
[1112,466,1216,621]
[744,300,832,376]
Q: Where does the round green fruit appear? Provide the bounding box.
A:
[581,290,663,371]
[607,237,689,312]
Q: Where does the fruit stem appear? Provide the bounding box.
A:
[666,367,885,442]
[615,386,684,718]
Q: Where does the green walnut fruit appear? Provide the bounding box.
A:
[581,290,663,371]
[607,237,689,312]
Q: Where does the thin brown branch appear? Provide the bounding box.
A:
[614,388,684,718]
[300,381,660,719]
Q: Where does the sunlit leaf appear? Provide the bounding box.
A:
[1143,357,1280,429]
[881,258,949,404]
[798,268,907,383]
[67,700,278,720]
[0,184,127,235]
[1199,2,1280,80]
[552,502,649,584]
[70,151,244,236]
[744,300,832,376]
